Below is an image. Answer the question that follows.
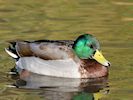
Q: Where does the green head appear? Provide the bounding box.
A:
[73,34,110,66]
[73,34,100,59]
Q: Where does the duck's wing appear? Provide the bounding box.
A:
[6,40,76,60]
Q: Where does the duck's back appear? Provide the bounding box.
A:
[11,40,76,60]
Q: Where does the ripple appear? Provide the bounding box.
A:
[112,2,133,6]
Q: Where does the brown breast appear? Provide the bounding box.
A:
[79,59,108,78]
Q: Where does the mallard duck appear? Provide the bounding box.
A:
[5,34,110,78]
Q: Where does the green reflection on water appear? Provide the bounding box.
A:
[0,0,133,100]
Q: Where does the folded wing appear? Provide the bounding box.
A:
[15,40,76,60]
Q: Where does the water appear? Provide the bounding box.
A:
[0,0,133,100]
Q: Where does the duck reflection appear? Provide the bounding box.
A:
[11,73,109,100]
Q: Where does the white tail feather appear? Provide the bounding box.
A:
[5,48,18,58]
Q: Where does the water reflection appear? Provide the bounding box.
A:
[11,73,109,100]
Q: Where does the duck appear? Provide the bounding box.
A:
[5,33,110,78]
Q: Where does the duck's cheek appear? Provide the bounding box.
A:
[81,47,92,58]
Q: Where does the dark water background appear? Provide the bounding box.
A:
[0,0,133,100]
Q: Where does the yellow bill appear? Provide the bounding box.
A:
[92,49,110,67]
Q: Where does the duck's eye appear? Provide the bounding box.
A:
[90,44,93,48]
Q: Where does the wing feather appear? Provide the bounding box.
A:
[15,40,76,60]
